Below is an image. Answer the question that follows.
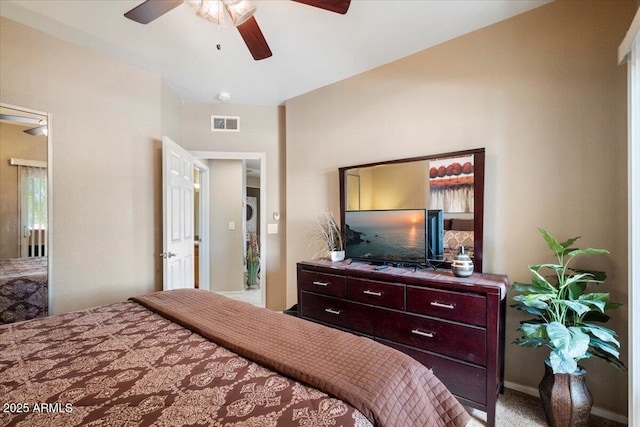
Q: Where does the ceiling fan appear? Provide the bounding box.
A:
[0,114,48,136]
[124,0,351,61]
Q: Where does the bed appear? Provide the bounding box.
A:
[443,218,474,260]
[0,257,48,325]
[1,289,470,426]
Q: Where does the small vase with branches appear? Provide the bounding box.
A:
[314,210,344,262]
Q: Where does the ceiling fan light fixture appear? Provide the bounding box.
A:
[23,125,48,137]
[222,0,256,27]
[186,0,224,25]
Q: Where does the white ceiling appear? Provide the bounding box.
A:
[0,0,549,106]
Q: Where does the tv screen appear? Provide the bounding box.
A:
[344,209,426,265]
[427,209,444,259]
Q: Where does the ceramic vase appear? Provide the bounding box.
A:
[539,363,592,427]
[451,246,474,277]
[330,250,345,262]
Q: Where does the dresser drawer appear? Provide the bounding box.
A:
[379,339,487,405]
[375,309,486,365]
[299,270,346,297]
[346,277,405,310]
[406,286,487,326]
[300,292,375,335]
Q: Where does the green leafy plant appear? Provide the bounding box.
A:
[512,228,625,374]
[246,232,259,264]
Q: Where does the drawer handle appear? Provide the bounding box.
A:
[430,301,455,310]
[411,329,435,338]
[312,281,329,287]
[363,290,382,297]
[324,308,341,315]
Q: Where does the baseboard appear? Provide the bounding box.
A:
[215,290,246,297]
[504,381,628,425]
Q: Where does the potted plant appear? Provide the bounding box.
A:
[245,231,260,289]
[512,228,625,427]
[314,210,344,261]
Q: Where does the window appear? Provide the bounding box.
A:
[19,166,47,257]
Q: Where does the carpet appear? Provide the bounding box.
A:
[465,388,625,426]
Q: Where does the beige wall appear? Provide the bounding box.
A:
[0,17,164,314]
[285,0,634,416]
[0,122,47,258]
[180,102,287,310]
[161,80,183,144]
[0,17,288,312]
[209,159,244,292]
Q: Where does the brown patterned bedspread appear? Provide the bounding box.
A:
[1,289,470,426]
[133,289,470,427]
[1,299,372,426]
[0,257,48,324]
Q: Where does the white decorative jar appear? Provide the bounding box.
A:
[451,246,474,277]
[330,250,345,262]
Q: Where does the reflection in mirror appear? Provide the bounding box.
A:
[346,160,430,211]
[346,173,360,210]
[0,104,50,323]
[339,148,484,272]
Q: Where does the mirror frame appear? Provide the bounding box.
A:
[339,147,484,273]
[0,102,53,314]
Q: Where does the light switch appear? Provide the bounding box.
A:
[267,223,278,234]
[228,221,235,231]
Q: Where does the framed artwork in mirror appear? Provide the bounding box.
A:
[428,154,474,213]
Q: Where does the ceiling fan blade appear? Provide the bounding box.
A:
[24,125,47,136]
[291,0,351,14]
[124,0,184,24]
[0,114,42,125]
[237,16,272,61]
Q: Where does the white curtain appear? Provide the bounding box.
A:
[19,165,47,257]
[622,12,639,427]
[429,185,474,213]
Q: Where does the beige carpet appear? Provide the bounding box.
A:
[465,388,626,426]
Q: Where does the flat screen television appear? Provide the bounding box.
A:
[427,209,444,260]
[344,209,427,265]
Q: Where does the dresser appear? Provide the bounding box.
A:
[296,259,509,427]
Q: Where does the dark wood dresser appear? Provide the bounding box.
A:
[296,259,510,427]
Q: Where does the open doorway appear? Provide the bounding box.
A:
[191,151,266,307]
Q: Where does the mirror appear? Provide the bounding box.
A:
[0,104,51,323]
[339,148,484,272]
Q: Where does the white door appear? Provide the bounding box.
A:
[162,136,195,290]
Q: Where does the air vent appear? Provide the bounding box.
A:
[211,115,240,132]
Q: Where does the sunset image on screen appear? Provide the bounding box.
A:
[344,209,426,263]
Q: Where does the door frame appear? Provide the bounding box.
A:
[190,151,267,307]
[194,159,210,291]
[619,10,639,425]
